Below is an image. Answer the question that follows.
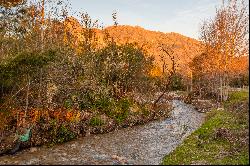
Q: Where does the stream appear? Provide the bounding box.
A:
[0,100,205,165]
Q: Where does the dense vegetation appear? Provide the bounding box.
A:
[0,0,173,154]
[0,0,248,161]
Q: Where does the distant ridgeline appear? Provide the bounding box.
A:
[63,17,248,78]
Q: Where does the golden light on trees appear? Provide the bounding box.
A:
[197,0,249,101]
[150,65,162,77]
[0,0,26,8]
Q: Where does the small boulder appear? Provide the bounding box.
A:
[30,147,38,153]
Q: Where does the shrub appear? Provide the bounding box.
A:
[89,116,105,126]
[140,104,150,116]
[56,125,76,143]
[169,73,186,91]
[49,119,75,144]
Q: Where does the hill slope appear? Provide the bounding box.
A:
[104,25,202,75]
[64,17,248,78]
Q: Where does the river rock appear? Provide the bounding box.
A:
[29,147,38,153]
[0,100,205,165]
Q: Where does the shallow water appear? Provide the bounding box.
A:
[0,100,205,165]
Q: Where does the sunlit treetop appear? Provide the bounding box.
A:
[0,0,26,8]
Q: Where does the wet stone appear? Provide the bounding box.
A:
[29,147,38,153]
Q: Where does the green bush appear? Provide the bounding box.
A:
[0,50,56,87]
[0,50,57,107]
[91,42,154,97]
[89,116,105,126]
[140,104,150,116]
[79,91,96,110]
[229,74,249,87]
[56,125,75,143]
[118,98,132,112]
[169,73,186,91]
[106,98,132,123]
[79,91,134,123]
[64,99,73,109]
[93,95,113,110]
[49,120,76,144]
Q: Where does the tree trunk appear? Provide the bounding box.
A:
[24,75,30,123]
[38,68,42,107]
[153,77,171,108]
[223,72,229,101]
[220,75,223,102]
[190,71,193,92]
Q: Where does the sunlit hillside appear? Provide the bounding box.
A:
[64,17,203,76]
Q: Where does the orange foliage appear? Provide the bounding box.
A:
[0,0,24,8]
[65,111,74,121]
[63,17,202,77]
[150,65,162,77]
[229,56,249,76]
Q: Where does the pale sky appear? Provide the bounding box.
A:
[65,0,224,39]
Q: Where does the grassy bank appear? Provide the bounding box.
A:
[162,91,249,165]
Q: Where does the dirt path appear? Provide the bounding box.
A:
[0,100,205,165]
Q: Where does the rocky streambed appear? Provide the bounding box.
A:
[0,100,205,165]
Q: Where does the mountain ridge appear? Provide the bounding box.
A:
[64,17,247,77]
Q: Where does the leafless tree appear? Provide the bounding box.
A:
[153,43,179,107]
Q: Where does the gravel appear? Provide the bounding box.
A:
[0,100,205,165]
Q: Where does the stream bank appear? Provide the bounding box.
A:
[0,100,205,165]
